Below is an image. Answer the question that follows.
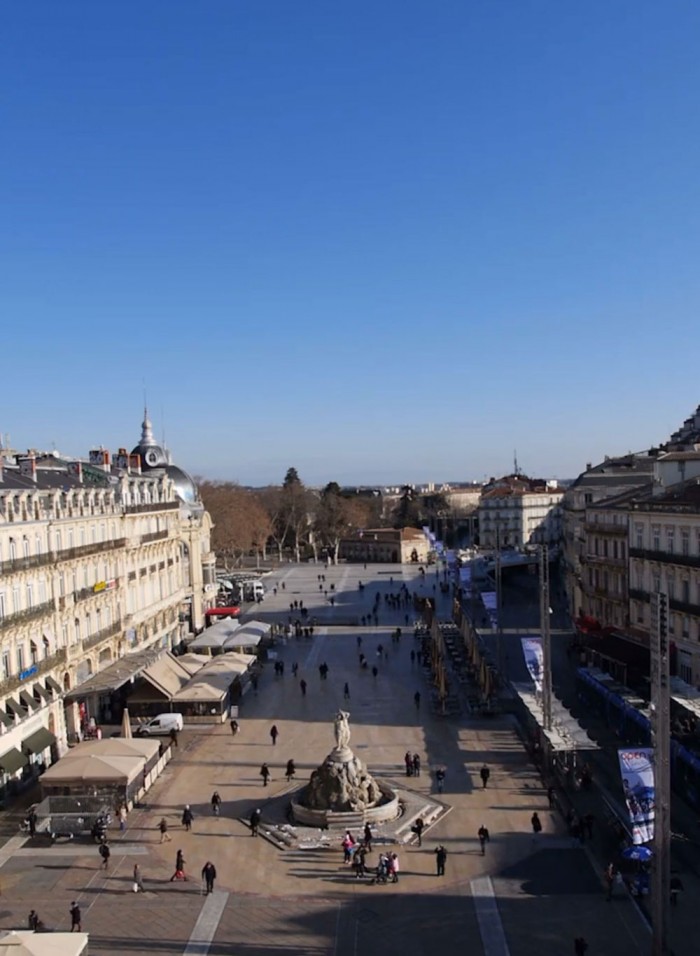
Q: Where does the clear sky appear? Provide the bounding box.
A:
[2,2,699,487]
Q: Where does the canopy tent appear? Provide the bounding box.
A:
[511,683,598,752]
[188,620,240,651]
[0,931,88,956]
[130,653,193,700]
[40,752,143,786]
[222,626,265,651]
[76,738,159,762]
[233,620,271,638]
[176,653,211,675]
[174,653,256,704]
[670,675,700,721]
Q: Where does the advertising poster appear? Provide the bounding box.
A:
[520,637,543,692]
[617,748,655,844]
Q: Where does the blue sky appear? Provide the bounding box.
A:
[2,2,699,486]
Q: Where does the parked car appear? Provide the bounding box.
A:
[135,713,184,737]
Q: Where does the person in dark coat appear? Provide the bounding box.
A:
[182,805,194,831]
[435,844,447,876]
[250,808,261,836]
[260,763,271,786]
[480,765,490,788]
[286,759,296,781]
[270,725,279,745]
[98,841,110,870]
[202,861,217,894]
[70,901,81,932]
[170,849,187,881]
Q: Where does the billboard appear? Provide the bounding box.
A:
[618,748,655,844]
[521,637,543,692]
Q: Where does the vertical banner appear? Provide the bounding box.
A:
[520,638,543,692]
[618,748,655,844]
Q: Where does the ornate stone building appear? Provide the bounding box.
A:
[0,413,213,797]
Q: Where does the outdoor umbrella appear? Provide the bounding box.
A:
[120,707,132,739]
[622,845,653,862]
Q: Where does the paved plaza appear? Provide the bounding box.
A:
[0,564,653,954]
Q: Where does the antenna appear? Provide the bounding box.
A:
[513,449,520,476]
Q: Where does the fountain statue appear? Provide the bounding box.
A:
[293,710,398,819]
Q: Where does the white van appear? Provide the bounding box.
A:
[135,713,184,737]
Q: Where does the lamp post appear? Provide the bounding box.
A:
[650,590,670,956]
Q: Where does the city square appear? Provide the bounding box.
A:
[0,564,655,954]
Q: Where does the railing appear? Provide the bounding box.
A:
[0,539,126,576]
[0,648,67,697]
[81,621,122,652]
[0,552,56,574]
[629,588,649,603]
[141,530,170,544]
[73,581,119,603]
[669,597,700,617]
[629,547,700,569]
[584,520,628,535]
[0,601,55,632]
[583,554,627,567]
[124,502,180,515]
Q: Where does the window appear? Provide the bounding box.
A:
[16,645,25,673]
[682,530,690,556]
[54,530,62,552]
[2,651,10,679]
[652,526,661,551]
[74,619,81,643]
[68,529,74,549]
[61,624,69,647]
[38,578,46,603]
[0,592,4,620]
[584,493,593,505]
[667,574,675,600]
[667,529,675,554]
[29,640,38,664]
[682,579,690,604]
[85,613,92,636]
[11,586,20,613]
[9,538,16,560]
[22,537,29,558]
[25,583,33,608]
[58,573,65,597]
[683,616,690,639]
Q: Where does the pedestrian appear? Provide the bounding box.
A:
[98,841,110,870]
[363,821,372,852]
[478,825,490,855]
[211,791,222,816]
[28,909,40,931]
[343,682,350,701]
[546,786,554,808]
[286,758,296,782]
[604,862,616,901]
[201,861,217,894]
[70,901,81,932]
[270,725,279,746]
[414,691,421,710]
[413,817,424,847]
[670,874,684,906]
[435,767,446,793]
[250,808,261,836]
[480,764,490,789]
[573,938,589,956]
[230,718,239,736]
[159,817,171,843]
[435,844,447,876]
[170,727,178,748]
[389,852,399,883]
[300,679,307,696]
[292,662,299,677]
[353,844,367,879]
[412,753,421,777]
[27,809,37,838]
[118,804,127,832]
[531,812,542,836]
[405,751,413,777]
[372,665,378,679]
[260,762,271,786]
[342,830,356,864]
[170,849,187,881]
[133,863,144,893]
[182,805,194,831]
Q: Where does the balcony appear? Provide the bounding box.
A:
[141,529,170,544]
[0,648,67,697]
[583,554,627,568]
[584,520,628,535]
[0,552,55,575]
[629,588,649,603]
[669,597,700,618]
[0,600,55,633]
[629,547,700,570]
[124,502,179,515]
[73,580,119,603]
[81,620,122,652]
[0,540,127,577]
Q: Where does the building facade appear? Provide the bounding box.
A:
[339,528,429,564]
[0,414,213,798]
[478,476,563,551]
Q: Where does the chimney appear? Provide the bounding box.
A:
[128,453,142,475]
[18,456,37,482]
[89,448,112,472]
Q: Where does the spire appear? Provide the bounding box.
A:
[140,407,156,447]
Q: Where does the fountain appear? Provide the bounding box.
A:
[291,710,400,827]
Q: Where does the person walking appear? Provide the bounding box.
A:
[435,767,446,793]
[249,808,261,836]
[211,791,222,816]
[353,844,367,879]
[412,753,421,777]
[270,725,279,746]
[133,863,144,893]
[159,817,171,843]
[435,844,447,876]
[372,665,378,678]
[389,852,400,883]
[201,861,217,895]
[363,821,372,852]
[286,759,296,782]
[98,841,110,870]
[413,817,424,847]
[260,762,271,787]
[169,727,178,748]
[70,901,82,932]
[404,751,413,777]
[27,808,37,838]
[414,691,421,710]
[604,862,616,901]
[300,678,307,696]
[531,812,542,837]
[182,805,194,831]
[118,804,127,832]
[480,764,490,789]
[478,825,490,855]
[170,849,187,881]
[28,909,40,931]
[230,718,239,736]
[546,786,555,808]
[343,682,350,701]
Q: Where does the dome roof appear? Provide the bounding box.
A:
[165,465,198,504]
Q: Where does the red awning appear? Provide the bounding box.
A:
[205,607,241,618]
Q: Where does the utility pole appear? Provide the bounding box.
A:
[540,544,552,731]
[495,526,503,675]
[650,590,670,956]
